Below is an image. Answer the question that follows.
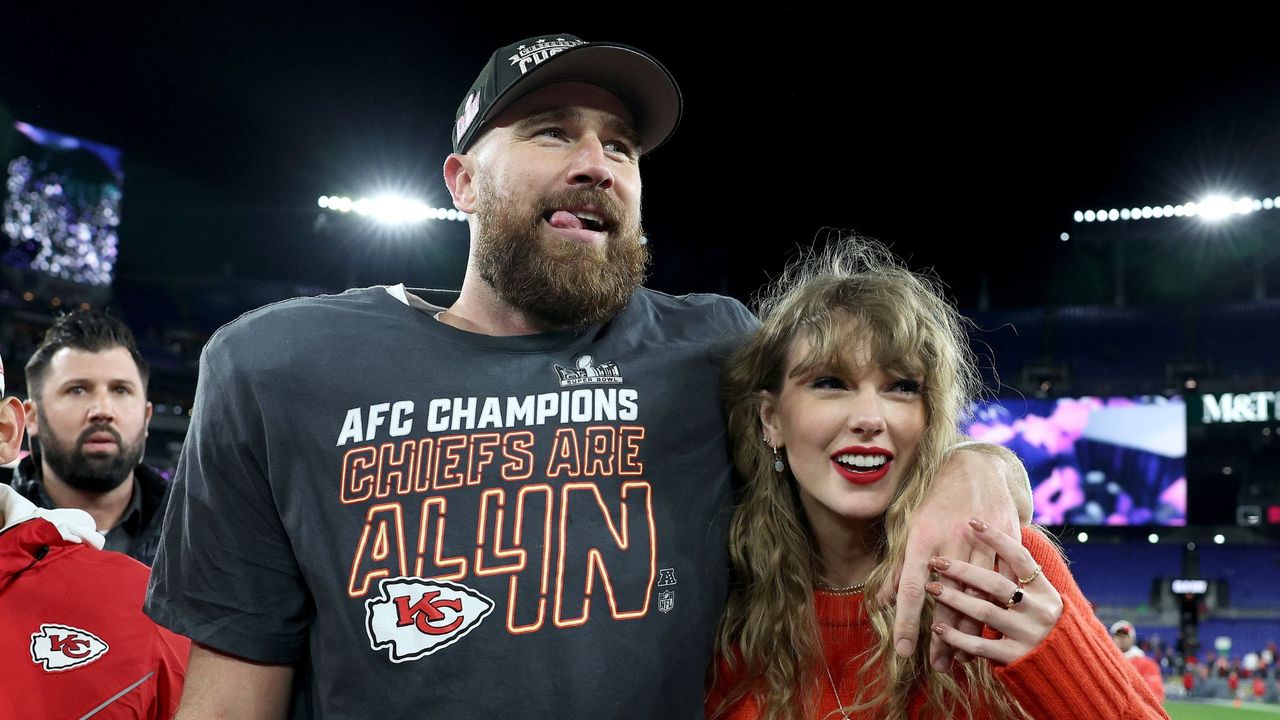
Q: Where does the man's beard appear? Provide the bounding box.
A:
[472,178,649,329]
[36,419,144,494]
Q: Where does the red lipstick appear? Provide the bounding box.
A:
[830,446,894,485]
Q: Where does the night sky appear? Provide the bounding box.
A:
[4,8,1280,310]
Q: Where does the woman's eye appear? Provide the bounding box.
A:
[811,376,846,390]
[890,379,922,394]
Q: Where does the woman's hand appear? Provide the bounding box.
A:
[883,449,1023,671]
[925,518,1063,665]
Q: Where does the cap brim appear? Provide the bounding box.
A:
[473,42,681,155]
[1110,622,1135,636]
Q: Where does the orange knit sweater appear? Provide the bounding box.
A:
[709,528,1169,720]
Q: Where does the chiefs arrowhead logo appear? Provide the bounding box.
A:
[30,624,109,672]
[365,578,495,663]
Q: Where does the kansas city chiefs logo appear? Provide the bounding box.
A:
[365,578,495,663]
[30,624,109,672]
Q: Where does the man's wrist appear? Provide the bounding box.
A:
[947,441,1033,525]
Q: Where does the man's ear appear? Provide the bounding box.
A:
[0,397,27,465]
[20,398,36,441]
[443,153,478,215]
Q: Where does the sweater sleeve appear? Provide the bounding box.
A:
[993,528,1169,720]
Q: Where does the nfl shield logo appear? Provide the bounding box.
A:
[658,589,675,614]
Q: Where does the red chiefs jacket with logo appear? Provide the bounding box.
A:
[0,516,189,719]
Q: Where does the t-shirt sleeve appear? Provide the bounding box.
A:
[144,324,313,664]
[705,295,759,369]
[717,296,759,334]
[993,529,1169,720]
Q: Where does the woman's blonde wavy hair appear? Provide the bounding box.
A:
[712,236,1024,720]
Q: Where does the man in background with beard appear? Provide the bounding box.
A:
[146,35,1030,718]
[6,309,167,565]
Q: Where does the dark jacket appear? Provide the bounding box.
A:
[4,456,171,565]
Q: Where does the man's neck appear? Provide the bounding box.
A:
[438,270,557,336]
[39,462,135,533]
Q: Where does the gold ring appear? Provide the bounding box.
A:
[1005,588,1024,608]
[1017,566,1042,587]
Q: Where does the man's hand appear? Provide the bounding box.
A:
[877,445,1029,671]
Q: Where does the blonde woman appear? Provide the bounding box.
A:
[709,238,1167,720]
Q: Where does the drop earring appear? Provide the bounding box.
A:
[763,434,784,473]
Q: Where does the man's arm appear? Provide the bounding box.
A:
[953,441,1033,524]
[174,644,294,720]
[880,444,1030,671]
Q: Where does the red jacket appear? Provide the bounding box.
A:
[1127,654,1166,701]
[0,517,189,719]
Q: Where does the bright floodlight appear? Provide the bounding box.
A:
[317,194,465,224]
[1213,534,1225,544]
[1199,195,1236,221]
[1073,211,1084,223]
[1147,533,1159,544]
[1107,209,1119,221]
[1084,210,1096,222]
[1077,532,1088,543]
[358,195,432,225]
[1060,232,1070,241]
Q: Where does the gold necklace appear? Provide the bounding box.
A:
[824,661,852,720]
[815,580,867,594]
[817,577,862,717]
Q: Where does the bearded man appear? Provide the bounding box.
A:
[7,309,166,565]
[145,34,1031,718]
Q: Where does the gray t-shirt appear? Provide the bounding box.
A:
[145,285,756,718]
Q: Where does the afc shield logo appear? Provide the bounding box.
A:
[30,623,109,672]
[366,578,495,663]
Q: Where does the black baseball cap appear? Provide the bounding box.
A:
[452,34,682,155]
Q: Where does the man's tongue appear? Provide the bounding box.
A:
[547,210,584,230]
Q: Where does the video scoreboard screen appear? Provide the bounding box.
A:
[963,395,1186,526]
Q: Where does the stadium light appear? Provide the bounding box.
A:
[1199,195,1237,222]
[1213,534,1225,544]
[1077,532,1089,543]
[1147,533,1159,544]
[1071,192,1280,225]
[317,194,467,225]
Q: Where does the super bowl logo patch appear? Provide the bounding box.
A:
[30,623,109,672]
[554,355,623,387]
[365,578,495,663]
